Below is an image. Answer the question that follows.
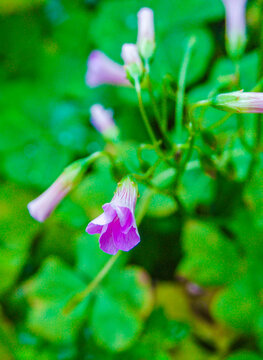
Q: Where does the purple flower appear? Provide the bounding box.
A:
[28,160,86,222]
[90,104,119,141]
[221,0,247,58]
[137,8,155,60]
[213,90,263,113]
[85,50,130,87]
[86,177,140,255]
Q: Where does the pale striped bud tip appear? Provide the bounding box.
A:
[28,161,86,222]
[213,90,263,113]
[221,0,247,59]
[90,104,119,141]
[121,44,144,83]
[137,8,155,60]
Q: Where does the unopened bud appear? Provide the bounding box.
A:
[121,44,144,84]
[28,159,88,222]
[90,104,119,141]
[221,0,247,59]
[137,8,155,61]
[212,90,263,113]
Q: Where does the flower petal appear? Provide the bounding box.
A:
[114,206,133,230]
[113,225,140,252]
[99,224,119,255]
[86,204,116,234]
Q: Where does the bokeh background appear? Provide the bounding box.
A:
[0,0,263,359]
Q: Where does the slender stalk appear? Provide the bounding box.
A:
[174,107,196,188]
[175,36,196,142]
[256,2,263,149]
[64,252,121,314]
[208,112,233,130]
[136,83,160,151]
[146,72,162,123]
[145,72,172,149]
[162,78,168,131]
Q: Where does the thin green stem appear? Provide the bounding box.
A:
[208,112,233,130]
[162,78,168,131]
[146,73,172,149]
[174,108,196,188]
[175,36,196,142]
[146,73,162,123]
[256,3,263,149]
[136,83,160,151]
[64,252,121,314]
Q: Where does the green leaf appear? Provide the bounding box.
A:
[22,257,87,342]
[104,266,153,319]
[91,290,142,352]
[0,0,44,14]
[244,169,263,230]
[181,168,214,209]
[76,233,114,280]
[0,183,39,295]
[212,278,261,333]
[147,193,177,217]
[179,220,241,286]
[226,351,262,360]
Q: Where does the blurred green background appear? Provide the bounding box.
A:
[0,0,263,359]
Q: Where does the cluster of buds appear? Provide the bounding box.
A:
[85,7,155,88]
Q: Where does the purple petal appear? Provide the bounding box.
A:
[113,225,140,252]
[99,224,119,255]
[114,206,133,230]
[86,204,116,234]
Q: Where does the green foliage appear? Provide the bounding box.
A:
[0,0,263,358]
[179,220,241,286]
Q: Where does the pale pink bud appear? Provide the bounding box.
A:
[213,90,263,113]
[137,8,155,60]
[221,0,247,58]
[121,44,142,66]
[121,44,143,82]
[85,50,129,87]
[90,104,119,141]
[28,160,86,222]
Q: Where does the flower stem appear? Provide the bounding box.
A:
[136,83,160,150]
[175,36,196,143]
[162,78,168,131]
[256,3,263,149]
[64,252,121,314]
[146,73,172,149]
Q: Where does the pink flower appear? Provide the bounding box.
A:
[90,104,119,140]
[221,0,247,58]
[85,50,129,87]
[137,8,155,60]
[213,90,263,113]
[28,160,86,222]
[86,177,140,255]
